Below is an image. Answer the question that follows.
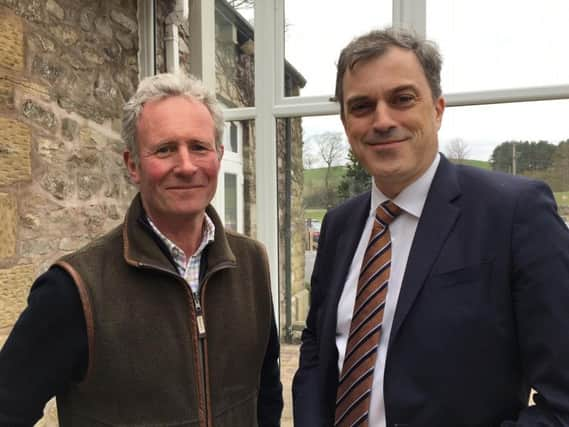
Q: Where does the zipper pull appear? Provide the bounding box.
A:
[192,292,207,338]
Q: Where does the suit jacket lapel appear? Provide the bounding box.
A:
[389,156,462,346]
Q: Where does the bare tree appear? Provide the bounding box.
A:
[310,132,347,207]
[303,149,318,169]
[445,138,470,163]
[227,0,254,9]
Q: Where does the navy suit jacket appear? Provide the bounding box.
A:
[293,155,569,427]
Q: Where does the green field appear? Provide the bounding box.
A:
[301,160,569,211]
[303,166,346,190]
[305,209,326,222]
[461,159,491,170]
[555,191,569,208]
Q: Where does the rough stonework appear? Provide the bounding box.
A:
[0,264,35,329]
[0,5,140,424]
[0,7,24,71]
[0,117,32,186]
[0,193,17,259]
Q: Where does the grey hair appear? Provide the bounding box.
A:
[122,71,224,164]
[335,27,443,119]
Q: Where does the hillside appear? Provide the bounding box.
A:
[303,160,568,216]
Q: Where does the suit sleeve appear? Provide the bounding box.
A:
[503,180,569,426]
[292,213,330,427]
[0,267,88,426]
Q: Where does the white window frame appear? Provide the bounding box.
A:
[211,121,244,233]
[185,0,569,321]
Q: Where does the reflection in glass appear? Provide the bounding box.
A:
[215,1,255,107]
[229,122,239,153]
[224,173,238,231]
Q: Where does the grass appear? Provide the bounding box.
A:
[305,209,326,222]
[554,191,569,208]
[462,159,491,170]
[304,166,345,190]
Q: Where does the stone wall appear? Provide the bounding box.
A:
[276,115,307,340]
[0,0,139,424]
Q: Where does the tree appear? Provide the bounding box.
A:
[227,0,254,10]
[445,138,470,163]
[307,132,347,208]
[338,150,371,201]
[546,140,569,192]
[490,140,556,174]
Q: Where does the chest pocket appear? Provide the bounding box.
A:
[426,261,494,289]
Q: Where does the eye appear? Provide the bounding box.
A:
[393,93,416,107]
[154,144,176,157]
[348,100,374,115]
[190,141,214,153]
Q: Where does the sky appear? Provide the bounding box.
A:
[284,0,569,163]
[238,1,569,163]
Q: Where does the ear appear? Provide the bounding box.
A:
[217,144,224,161]
[123,151,140,184]
[434,96,445,130]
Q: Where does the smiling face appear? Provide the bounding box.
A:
[124,95,223,229]
[342,47,445,198]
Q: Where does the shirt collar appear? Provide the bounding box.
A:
[146,214,216,259]
[370,152,440,219]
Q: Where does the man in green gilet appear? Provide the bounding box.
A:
[0,72,283,426]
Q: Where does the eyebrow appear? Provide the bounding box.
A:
[345,84,420,106]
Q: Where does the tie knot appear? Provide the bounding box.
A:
[376,200,401,226]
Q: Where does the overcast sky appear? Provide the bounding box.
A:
[282,0,569,162]
[238,1,569,162]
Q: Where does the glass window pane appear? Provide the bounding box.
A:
[284,0,392,97]
[440,100,569,220]
[224,173,238,231]
[230,122,239,152]
[427,0,569,93]
[278,115,352,425]
[215,1,255,107]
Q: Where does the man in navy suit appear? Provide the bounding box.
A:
[293,27,569,427]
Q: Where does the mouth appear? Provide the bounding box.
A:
[365,138,407,147]
[167,185,204,190]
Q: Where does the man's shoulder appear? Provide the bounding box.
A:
[453,162,544,195]
[224,228,267,255]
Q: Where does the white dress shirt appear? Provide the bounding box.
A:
[335,153,440,426]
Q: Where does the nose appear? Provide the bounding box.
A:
[372,102,397,133]
[174,146,198,175]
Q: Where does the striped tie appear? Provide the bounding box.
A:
[334,200,401,427]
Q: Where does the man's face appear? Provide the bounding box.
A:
[124,95,223,226]
[341,47,445,198]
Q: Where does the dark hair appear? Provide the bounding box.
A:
[335,27,443,118]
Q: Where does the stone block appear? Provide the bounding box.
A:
[0,117,32,186]
[61,118,79,141]
[0,77,14,110]
[22,99,57,130]
[0,193,17,259]
[0,264,35,329]
[110,9,137,33]
[31,55,65,85]
[0,9,24,71]
[292,288,310,325]
[46,0,64,20]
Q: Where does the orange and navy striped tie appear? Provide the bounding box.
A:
[334,200,401,427]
